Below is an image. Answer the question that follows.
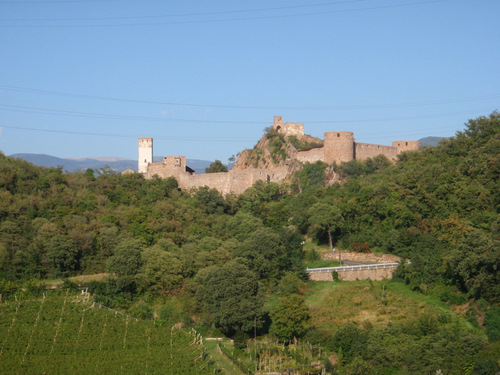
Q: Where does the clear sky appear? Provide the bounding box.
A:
[0,0,499,162]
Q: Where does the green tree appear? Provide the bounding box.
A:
[205,160,228,173]
[137,246,183,294]
[308,202,344,255]
[330,322,367,364]
[194,186,226,214]
[47,234,78,277]
[196,261,263,336]
[227,212,264,242]
[106,238,144,277]
[234,227,287,280]
[270,294,311,341]
[448,228,500,302]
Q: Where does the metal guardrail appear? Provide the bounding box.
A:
[306,262,400,273]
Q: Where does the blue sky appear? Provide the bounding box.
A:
[0,0,499,162]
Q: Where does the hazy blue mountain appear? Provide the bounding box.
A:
[10,153,217,174]
[418,136,447,147]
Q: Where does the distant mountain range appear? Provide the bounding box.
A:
[9,137,445,173]
[9,154,215,174]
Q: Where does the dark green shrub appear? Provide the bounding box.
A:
[128,303,153,320]
[484,305,500,342]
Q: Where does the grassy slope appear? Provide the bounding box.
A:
[305,280,475,334]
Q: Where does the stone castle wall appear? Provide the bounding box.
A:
[273,115,305,136]
[392,140,420,154]
[176,166,290,195]
[296,147,325,163]
[139,116,420,195]
[355,143,398,161]
[323,131,355,164]
[145,156,188,179]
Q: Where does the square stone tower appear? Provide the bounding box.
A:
[138,137,153,174]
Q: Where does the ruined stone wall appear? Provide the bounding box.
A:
[296,147,325,163]
[272,115,304,136]
[308,266,397,281]
[392,140,420,154]
[225,167,289,194]
[323,131,355,164]
[179,172,230,193]
[172,166,290,195]
[282,122,305,136]
[322,251,402,263]
[145,156,187,179]
[355,143,398,161]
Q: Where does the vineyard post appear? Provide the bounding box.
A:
[254,315,257,374]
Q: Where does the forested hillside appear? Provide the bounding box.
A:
[0,112,498,374]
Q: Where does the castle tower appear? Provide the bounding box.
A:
[138,137,153,174]
[324,131,355,164]
[272,115,304,136]
[392,140,420,154]
[273,116,283,132]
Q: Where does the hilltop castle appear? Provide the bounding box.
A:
[138,116,420,195]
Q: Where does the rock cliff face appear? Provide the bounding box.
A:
[232,131,323,171]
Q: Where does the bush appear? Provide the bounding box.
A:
[305,248,321,262]
[332,271,340,282]
[439,289,467,305]
[484,305,500,342]
[472,359,500,375]
[128,303,153,320]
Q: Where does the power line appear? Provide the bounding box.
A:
[0,0,447,28]
[0,0,117,4]
[0,104,266,124]
[0,124,256,142]
[0,103,495,125]
[0,0,371,20]
[1,84,498,111]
